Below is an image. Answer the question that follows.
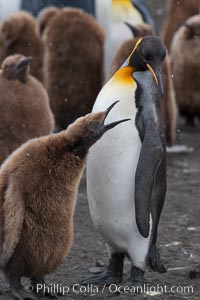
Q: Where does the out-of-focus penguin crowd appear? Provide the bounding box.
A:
[0,0,200,299]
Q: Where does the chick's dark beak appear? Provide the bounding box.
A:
[146,64,164,97]
[15,56,33,70]
[102,101,131,131]
[124,22,140,36]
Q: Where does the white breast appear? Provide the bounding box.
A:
[87,79,151,269]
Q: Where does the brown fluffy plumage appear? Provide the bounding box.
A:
[0,102,128,299]
[171,14,200,125]
[163,0,199,51]
[0,11,44,82]
[110,23,177,146]
[37,6,60,36]
[0,54,54,165]
[42,7,105,129]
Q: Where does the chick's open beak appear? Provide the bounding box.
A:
[102,101,131,131]
[146,63,164,97]
[15,56,33,70]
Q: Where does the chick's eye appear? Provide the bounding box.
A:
[90,121,99,131]
[5,63,15,69]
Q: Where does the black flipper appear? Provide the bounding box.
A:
[133,71,166,239]
[131,0,157,34]
[147,140,166,272]
[135,124,164,238]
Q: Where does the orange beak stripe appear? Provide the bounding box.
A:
[128,37,143,63]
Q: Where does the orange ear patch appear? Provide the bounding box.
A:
[112,66,135,85]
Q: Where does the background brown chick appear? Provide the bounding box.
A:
[37,6,60,37]
[162,0,199,52]
[170,14,200,126]
[0,54,54,165]
[0,11,44,83]
[0,101,129,300]
[109,23,177,146]
[42,7,105,130]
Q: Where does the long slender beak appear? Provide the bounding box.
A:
[146,64,164,97]
[103,101,131,131]
[15,56,33,70]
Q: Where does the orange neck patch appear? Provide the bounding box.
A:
[112,66,135,85]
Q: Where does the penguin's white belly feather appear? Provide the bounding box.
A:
[87,82,151,269]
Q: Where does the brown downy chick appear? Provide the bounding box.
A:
[0,11,44,82]
[37,6,60,36]
[0,54,54,165]
[163,0,199,52]
[171,14,200,125]
[0,101,129,300]
[43,7,105,130]
[109,23,177,146]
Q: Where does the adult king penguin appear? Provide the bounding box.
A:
[83,36,167,288]
[96,0,156,79]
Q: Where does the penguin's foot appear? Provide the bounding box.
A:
[120,279,143,293]
[8,277,38,300]
[4,288,38,300]
[31,278,58,298]
[81,253,124,285]
[148,244,166,273]
[188,264,200,279]
[119,266,144,294]
[80,271,122,285]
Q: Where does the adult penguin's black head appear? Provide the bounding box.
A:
[128,36,166,96]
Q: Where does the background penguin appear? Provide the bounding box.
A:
[110,23,177,146]
[0,102,129,300]
[42,7,105,130]
[163,0,200,52]
[0,11,44,82]
[0,54,54,165]
[170,14,200,126]
[95,0,156,80]
[131,0,156,31]
[83,36,167,288]
[21,0,96,17]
